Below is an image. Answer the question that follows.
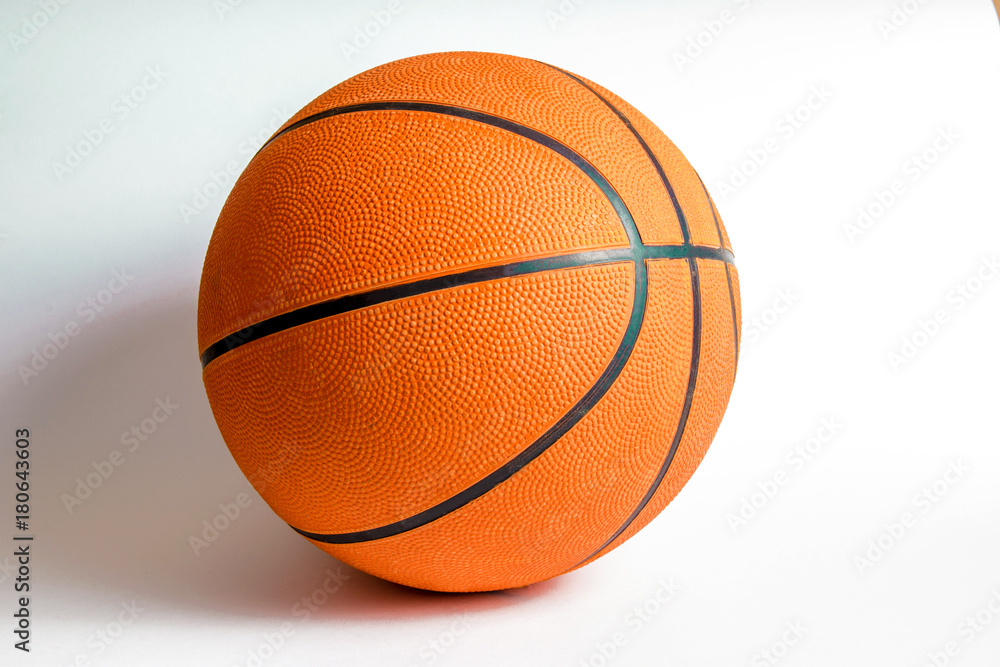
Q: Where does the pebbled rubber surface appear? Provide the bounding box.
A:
[198,51,740,592]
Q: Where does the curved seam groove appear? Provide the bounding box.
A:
[548,65,706,568]
[697,174,741,370]
[200,244,732,368]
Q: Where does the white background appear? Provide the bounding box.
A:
[2,1,999,665]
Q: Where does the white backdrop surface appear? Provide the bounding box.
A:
[1,1,999,666]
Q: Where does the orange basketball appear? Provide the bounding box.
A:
[197,52,740,592]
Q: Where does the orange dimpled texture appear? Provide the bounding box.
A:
[197,52,740,592]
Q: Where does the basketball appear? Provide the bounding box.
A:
[197,51,740,592]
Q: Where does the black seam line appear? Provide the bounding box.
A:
[199,244,733,369]
[698,173,741,370]
[550,65,705,568]
[700,173,727,249]
[725,262,739,368]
